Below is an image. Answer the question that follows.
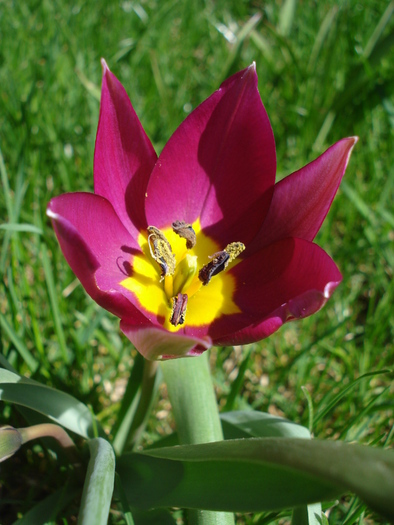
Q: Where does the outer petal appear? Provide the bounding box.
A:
[47,193,145,322]
[252,137,358,249]
[214,285,338,346]
[208,237,342,342]
[94,59,157,237]
[145,64,276,245]
[120,321,212,360]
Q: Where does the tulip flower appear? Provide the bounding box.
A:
[47,60,357,360]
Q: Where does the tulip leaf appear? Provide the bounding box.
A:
[146,411,310,448]
[129,509,177,525]
[144,411,320,523]
[117,438,394,521]
[220,410,311,439]
[0,368,104,439]
[78,438,116,525]
[220,411,318,524]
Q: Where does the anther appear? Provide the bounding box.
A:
[198,241,245,285]
[224,242,245,263]
[170,293,188,326]
[147,226,176,280]
[172,220,197,249]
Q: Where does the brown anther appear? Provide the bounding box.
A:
[198,251,230,285]
[172,220,196,249]
[198,241,245,286]
[170,293,188,326]
[147,226,176,280]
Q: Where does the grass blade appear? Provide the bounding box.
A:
[40,243,70,363]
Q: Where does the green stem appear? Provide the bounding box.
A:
[161,352,235,525]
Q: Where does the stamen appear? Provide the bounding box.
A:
[147,226,176,281]
[224,242,245,263]
[172,220,197,249]
[198,241,245,285]
[170,293,188,326]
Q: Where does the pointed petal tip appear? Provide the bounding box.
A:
[242,61,257,82]
[46,199,60,220]
[341,136,358,163]
[46,207,57,220]
[346,136,359,148]
[324,278,342,299]
[100,58,110,75]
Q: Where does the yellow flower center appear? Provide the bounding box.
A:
[120,219,244,332]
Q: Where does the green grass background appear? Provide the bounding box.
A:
[0,0,393,523]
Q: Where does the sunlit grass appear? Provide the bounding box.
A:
[0,0,393,523]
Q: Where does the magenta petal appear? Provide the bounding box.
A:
[47,193,144,322]
[209,237,341,342]
[120,320,212,360]
[214,286,338,346]
[253,137,358,248]
[94,60,157,237]
[145,64,276,245]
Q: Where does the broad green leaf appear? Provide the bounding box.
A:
[115,473,177,525]
[145,411,310,448]
[221,411,311,439]
[0,368,103,439]
[220,412,318,524]
[130,509,177,525]
[78,438,115,525]
[117,438,394,521]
